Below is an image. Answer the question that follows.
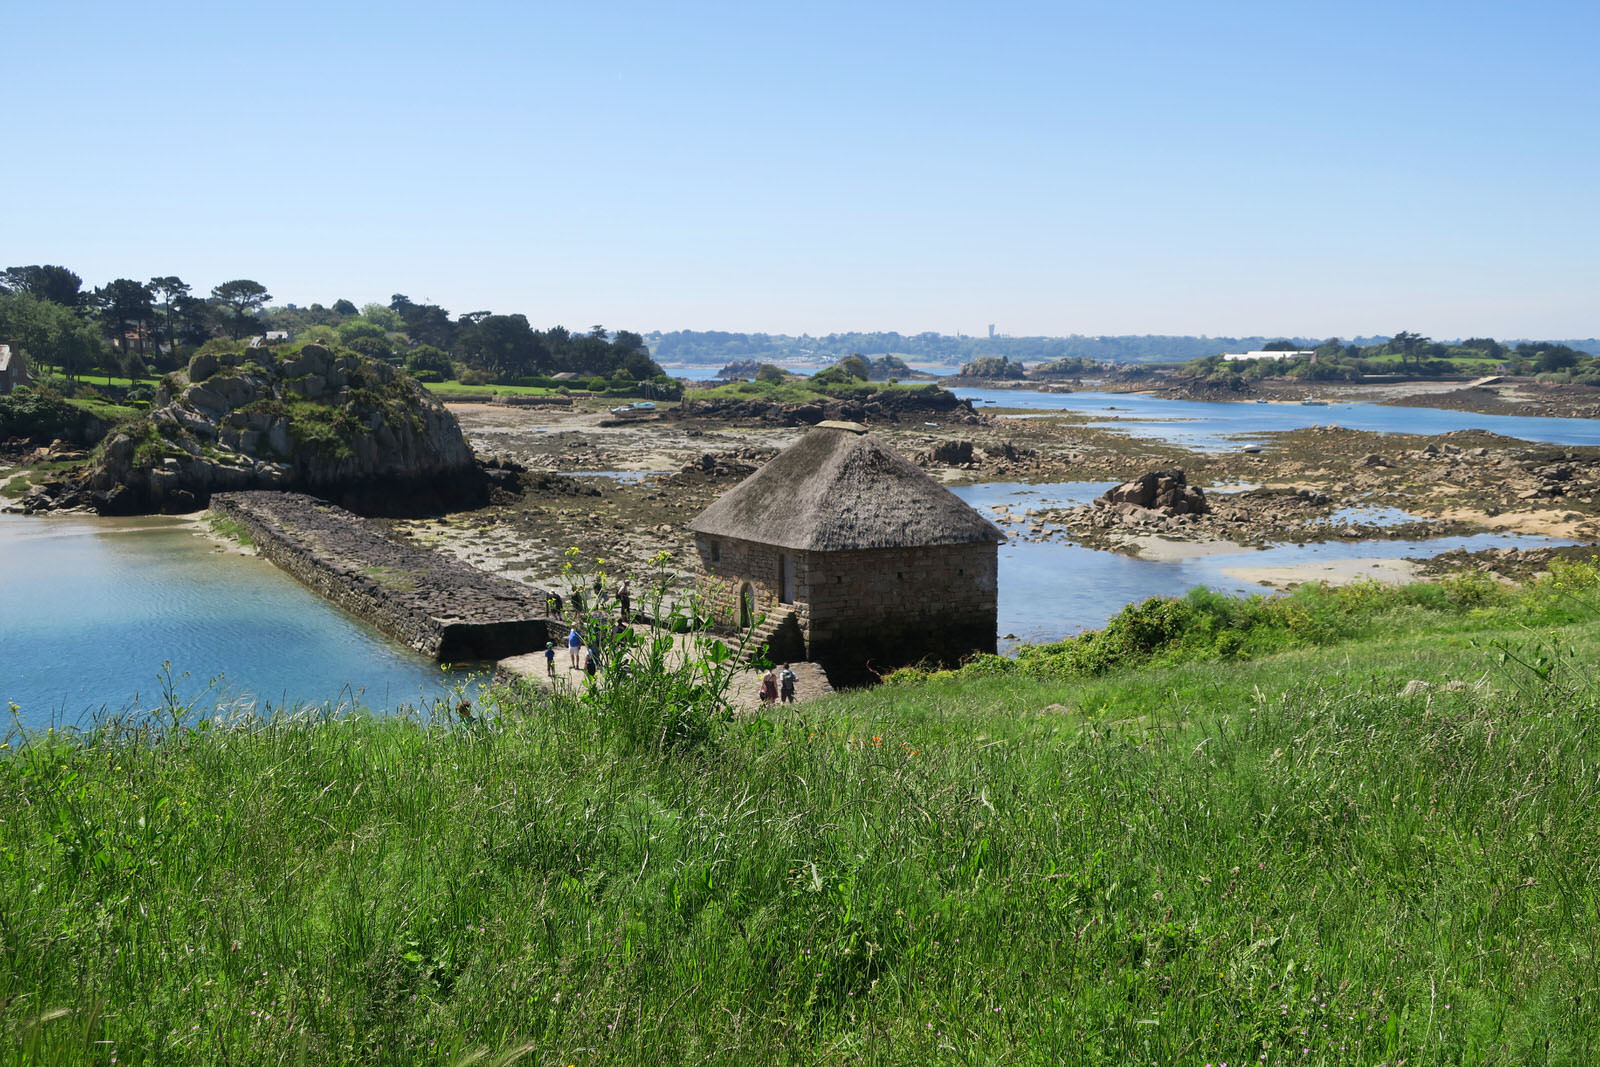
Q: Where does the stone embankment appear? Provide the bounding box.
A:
[211,491,555,661]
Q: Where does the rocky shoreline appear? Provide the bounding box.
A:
[8,381,1597,624]
[376,395,1597,601]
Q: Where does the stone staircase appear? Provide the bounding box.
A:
[743,606,804,663]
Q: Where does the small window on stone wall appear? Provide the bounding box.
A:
[710,540,721,563]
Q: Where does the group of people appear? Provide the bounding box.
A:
[543,579,634,680]
[543,627,597,678]
[542,577,804,709]
[591,577,631,619]
[759,664,799,705]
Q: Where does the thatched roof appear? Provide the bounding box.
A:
[688,424,1003,552]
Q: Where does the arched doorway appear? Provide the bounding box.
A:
[738,583,756,629]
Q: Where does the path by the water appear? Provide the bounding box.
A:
[498,627,833,713]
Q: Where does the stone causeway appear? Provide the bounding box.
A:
[210,491,555,661]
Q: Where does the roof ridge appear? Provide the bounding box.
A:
[687,426,1002,552]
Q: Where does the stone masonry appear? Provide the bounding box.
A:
[695,533,997,670]
[211,491,555,661]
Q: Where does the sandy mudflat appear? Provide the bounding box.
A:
[1121,534,1251,561]
[1219,556,1424,590]
[1436,507,1587,538]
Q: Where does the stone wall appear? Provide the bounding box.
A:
[695,534,997,671]
[694,533,812,637]
[804,542,997,670]
[211,491,556,661]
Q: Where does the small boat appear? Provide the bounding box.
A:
[923,421,938,428]
[1300,397,1329,406]
[1256,398,1270,404]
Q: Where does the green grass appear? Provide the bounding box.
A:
[361,564,420,593]
[66,373,162,389]
[423,382,565,398]
[4,575,1600,1064]
[203,515,255,549]
[922,564,1600,685]
[692,379,946,404]
[64,396,142,422]
[0,459,91,498]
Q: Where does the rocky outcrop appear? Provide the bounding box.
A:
[715,360,763,380]
[1096,469,1210,517]
[211,491,555,660]
[673,386,983,426]
[42,344,485,516]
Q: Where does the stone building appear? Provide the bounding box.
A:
[0,344,31,395]
[688,421,1003,672]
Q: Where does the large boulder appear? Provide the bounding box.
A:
[1096,469,1210,516]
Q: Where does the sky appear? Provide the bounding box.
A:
[3,0,1596,340]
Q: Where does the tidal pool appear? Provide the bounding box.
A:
[1,514,468,732]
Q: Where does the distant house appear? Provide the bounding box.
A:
[688,421,1003,673]
[263,330,291,343]
[0,344,32,395]
[1221,350,1315,362]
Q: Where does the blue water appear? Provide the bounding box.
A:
[562,470,670,483]
[661,363,732,381]
[950,388,1600,450]
[0,515,467,731]
[949,482,1575,650]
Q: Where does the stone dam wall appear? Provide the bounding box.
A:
[210,491,556,661]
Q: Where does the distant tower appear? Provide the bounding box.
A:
[988,323,996,339]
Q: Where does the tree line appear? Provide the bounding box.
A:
[650,328,1600,367]
[0,265,664,385]
[1184,334,1600,386]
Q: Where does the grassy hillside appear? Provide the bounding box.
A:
[4,571,1599,1064]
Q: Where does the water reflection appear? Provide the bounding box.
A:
[1,514,468,731]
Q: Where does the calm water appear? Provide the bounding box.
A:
[0,514,464,731]
[950,482,1575,650]
[951,388,1600,450]
[0,463,1581,723]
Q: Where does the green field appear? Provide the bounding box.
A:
[422,381,565,399]
[4,570,1599,1064]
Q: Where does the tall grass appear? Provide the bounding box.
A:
[930,561,1600,683]
[3,586,1599,1063]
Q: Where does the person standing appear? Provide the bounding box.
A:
[567,626,582,668]
[759,668,778,705]
[617,579,631,620]
[544,641,557,678]
[779,664,797,704]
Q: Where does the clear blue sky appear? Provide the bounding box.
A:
[4,0,1595,339]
